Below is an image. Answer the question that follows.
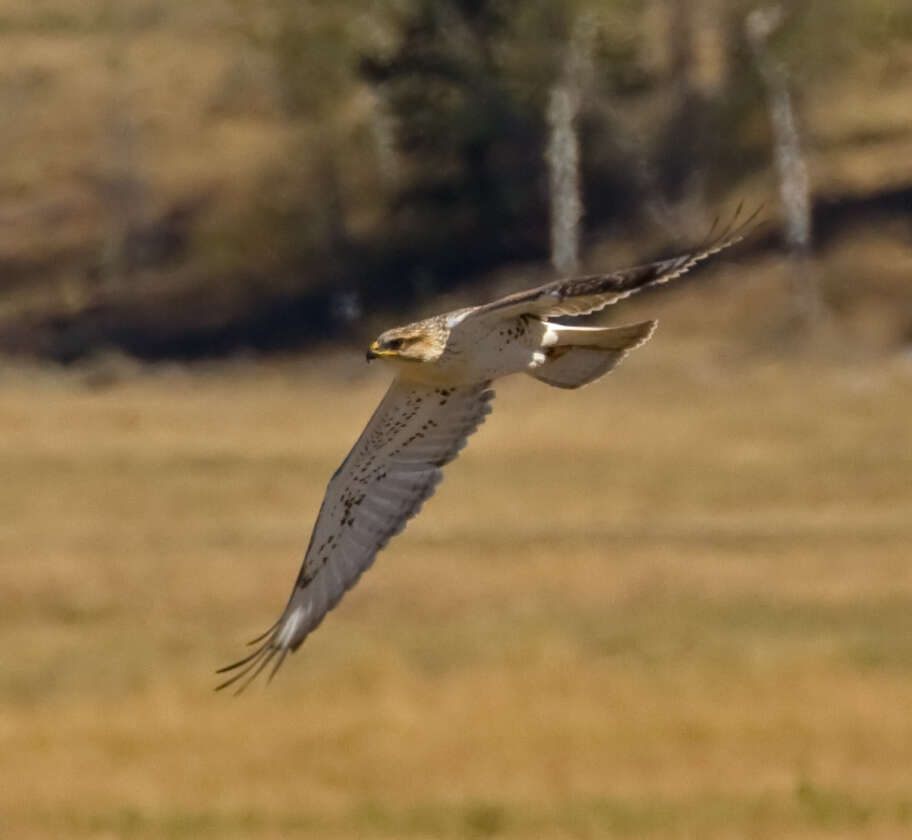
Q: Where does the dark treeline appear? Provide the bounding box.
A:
[1,0,910,361]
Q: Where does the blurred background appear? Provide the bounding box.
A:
[2,1,912,838]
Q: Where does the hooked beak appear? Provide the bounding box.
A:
[366,341,392,362]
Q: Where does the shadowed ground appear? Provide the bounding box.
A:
[1,334,911,839]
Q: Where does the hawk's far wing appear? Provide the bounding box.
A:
[471,209,758,322]
[217,379,494,693]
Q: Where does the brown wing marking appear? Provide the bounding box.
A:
[216,379,495,693]
[473,203,762,321]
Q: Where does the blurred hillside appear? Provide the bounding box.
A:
[0,0,910,361]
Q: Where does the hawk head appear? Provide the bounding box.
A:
[367,322,444,365]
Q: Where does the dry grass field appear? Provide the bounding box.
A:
[2,3,911,836]
[1,326,911,839]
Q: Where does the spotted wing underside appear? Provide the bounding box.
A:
[217,379,494,692]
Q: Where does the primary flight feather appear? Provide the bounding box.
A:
[217,211,755,692]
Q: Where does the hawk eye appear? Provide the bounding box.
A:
[385,338,405,350]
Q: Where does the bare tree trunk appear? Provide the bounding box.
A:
[663,0,708,229]
[100,9,141,293]
[640,0,671,77]
[746,6,821,326]
[546,85,581,274]
[692,0,728,97]
[369,86,399,189]
[545,17,593,275]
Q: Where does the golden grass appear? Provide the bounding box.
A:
[1,336,911,838]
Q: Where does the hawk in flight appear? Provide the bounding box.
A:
[217,212,755,692]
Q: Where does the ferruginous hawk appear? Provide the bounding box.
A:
[217,212,755,692]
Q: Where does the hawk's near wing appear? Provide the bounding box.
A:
[217,379,494,693]
[472,208,759,322]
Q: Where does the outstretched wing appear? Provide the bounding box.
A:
[217,379,495,693]
[472,207,760,322]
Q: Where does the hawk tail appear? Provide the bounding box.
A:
[530,320,656,389]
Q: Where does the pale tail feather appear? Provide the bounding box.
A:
[529,320,656,389]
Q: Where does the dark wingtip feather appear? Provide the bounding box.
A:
[246,619,281,647]
[215,641,272,693]
[695,200,761,256]
[610,200,764,298]
[215,624,284,694]
[267,646,290,684]
[215,646,264,676]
